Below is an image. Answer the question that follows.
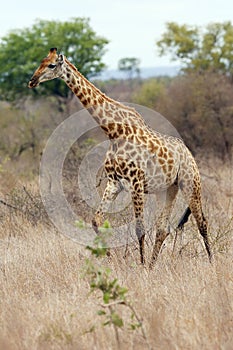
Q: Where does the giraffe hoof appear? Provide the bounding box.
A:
[92,219,99,234]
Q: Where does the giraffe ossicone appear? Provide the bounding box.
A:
[28,48,212,266]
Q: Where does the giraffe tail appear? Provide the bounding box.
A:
[177,207,191,230]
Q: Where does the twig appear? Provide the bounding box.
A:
[0,198,20,211]
[126,302,151,350]
[23,185,41,209]
[100,300,125,308]
[100,300,151,350]
[109,305,120,348]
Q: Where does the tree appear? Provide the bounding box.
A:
[0,18,109,100]
[157,71,233,159]
[157,21,233,76]
[118,57,141,80]
[132,78,166,109]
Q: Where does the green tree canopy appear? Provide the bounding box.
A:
[118,57,141,79]
[132,78,166,109]
[0,18,109,100]
[157,21,233,76]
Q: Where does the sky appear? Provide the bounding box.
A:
[1,0,233,69]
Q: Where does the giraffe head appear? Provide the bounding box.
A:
[28,48,64,88]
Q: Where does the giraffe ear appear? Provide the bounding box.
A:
[50,48,57,53]
[48,48,58,60]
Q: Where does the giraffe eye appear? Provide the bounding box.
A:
[48,64,56,69]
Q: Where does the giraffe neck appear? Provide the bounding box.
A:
[61,59,107,108]
[60,58,146,138]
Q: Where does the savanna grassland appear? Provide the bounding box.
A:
[0,159,232,350]
[0,81,233,349]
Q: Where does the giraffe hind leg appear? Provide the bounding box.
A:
[136,221,145,265]
[180,182,213,262]
[173,207,191,256]
[131,179,146,265]
[196,211,213,262]
[177,207,191,230]
[150,184,178,268]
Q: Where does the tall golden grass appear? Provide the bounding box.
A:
[0,158,232,349]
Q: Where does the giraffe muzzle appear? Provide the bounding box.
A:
[28,77,39,88]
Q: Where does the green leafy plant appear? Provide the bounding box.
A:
[82,220,150,348]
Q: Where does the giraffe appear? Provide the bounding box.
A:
[28,48,212,266]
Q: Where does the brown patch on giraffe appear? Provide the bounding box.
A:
[148,140,154,151]
[148,140,160,153]
[98,108,104,118]
[105,110,113,119]
[120,110,128,118]
[130,150,137,158]
[116,124,124,135]
[133,135,141,145]
[125,126,133,136]
[139,135,148,144]
[135,155,142,163]
[130,124,138,134]
[88,107,95,114]
[159,158,165,165]
[107,123,115,132]
[128,162,135,168]
[98,96,104,104]
[168,158,174,164]
[115,166,121,174]
[120,161,126,169]
[168,165,173,172]
[134,183,140,191]
[111,132,118,139]
[77,92,84,100]
[122,168,129,176]
[158,148,164,158]
[130,169,137,177]
[101,126,108,133]
[162,164,167,173]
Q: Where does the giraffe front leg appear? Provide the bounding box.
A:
[136,218,146,264]
[92,179,122,234]
[92,211,104,234]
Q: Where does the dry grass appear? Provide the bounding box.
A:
[0,159,232,350]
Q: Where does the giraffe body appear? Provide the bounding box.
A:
[28,48,212,265]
